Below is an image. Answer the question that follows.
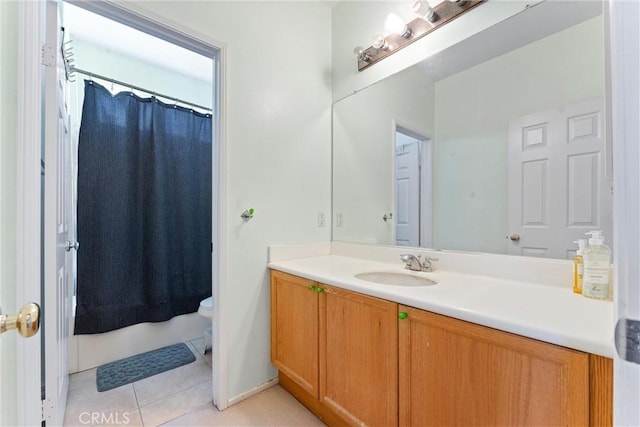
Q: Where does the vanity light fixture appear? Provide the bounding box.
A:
[353,46,371,62]
[372,33,390,51]
[412,0,438,23]
[355,0,486,72]
[385,13,412,38]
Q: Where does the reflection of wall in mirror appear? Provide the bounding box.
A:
[332,66,435,244]
[434,16,605,254]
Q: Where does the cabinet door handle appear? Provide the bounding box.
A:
[398,312,408,320]
[308,284,315,291]
[316,287,324,294]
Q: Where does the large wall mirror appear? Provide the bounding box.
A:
[332,0,612,260]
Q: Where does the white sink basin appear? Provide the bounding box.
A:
[355,271,438,287]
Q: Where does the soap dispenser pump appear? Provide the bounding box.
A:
[572,239,586,294]
[582,231,612,300]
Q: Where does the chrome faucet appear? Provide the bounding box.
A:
[400,254,422,271]
[400,254,438,272]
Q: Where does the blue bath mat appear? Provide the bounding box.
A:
[96,343,196,392]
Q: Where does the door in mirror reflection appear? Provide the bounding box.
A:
[508,98,612,259]
[395,130,428,247]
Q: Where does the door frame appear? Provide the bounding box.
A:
[16,0,229,420]
[610,0,640,425]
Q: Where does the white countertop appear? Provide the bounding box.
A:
[268,254,615,358]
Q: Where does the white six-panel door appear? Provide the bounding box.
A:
[508,98,612,259]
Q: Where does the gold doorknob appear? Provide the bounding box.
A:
[508,234,521,242]
[0,303,40,338]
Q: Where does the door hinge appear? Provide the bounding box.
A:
[41,397,53,425]
[41,44,55,67]
[615,318,640,364]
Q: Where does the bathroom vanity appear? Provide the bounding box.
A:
[268,246,613,427]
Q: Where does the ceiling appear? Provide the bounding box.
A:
[63,2,213,83]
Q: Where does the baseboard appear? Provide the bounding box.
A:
[227,377,279,407]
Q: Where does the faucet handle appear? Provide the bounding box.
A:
[421,255,438,271]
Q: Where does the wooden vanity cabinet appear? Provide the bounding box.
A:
[270,271,319,397]
[270,270,398,427]
[271,271,613,427]
[320,285,398,427]
[398,305,611,427]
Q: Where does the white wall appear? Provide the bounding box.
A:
[331,0,529,101]
[333,66,434,244]
[433,16,605,253]
[117,1,333,401]
[0,1,18,425]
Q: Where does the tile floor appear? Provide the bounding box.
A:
[63,339,325,427]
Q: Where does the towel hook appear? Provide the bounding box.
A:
[241,208,255,221]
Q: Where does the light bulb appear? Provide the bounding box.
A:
[385,13,411,38]
[411,0,437,23]
[352,46,370,62]
[372,33,389,50]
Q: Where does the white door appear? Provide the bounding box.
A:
[43,0,71,424]
[507,98,612,259]
[395,136,420,247]
[4,1,50,425]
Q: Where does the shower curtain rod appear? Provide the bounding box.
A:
[70,66,213,113]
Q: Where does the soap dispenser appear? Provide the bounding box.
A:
[572,239,586,294]
[582,231,612,300]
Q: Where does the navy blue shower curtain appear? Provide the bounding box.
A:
[75,80,212,334]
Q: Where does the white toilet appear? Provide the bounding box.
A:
[198,296,213,353]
